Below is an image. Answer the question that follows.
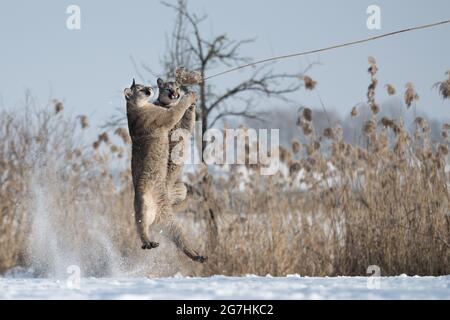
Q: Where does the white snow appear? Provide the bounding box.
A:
[1,275,449,299]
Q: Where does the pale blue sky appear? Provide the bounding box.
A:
[1,0,449,127]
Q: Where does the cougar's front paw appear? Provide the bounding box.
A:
[193,255,208,263]
[141,241,159,250]
[185,91,197,104]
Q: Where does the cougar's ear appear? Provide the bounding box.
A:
[124,88,132,100]
[131,78,136,88]
[157,78,164,88]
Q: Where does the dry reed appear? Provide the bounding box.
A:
[0,58,449,277]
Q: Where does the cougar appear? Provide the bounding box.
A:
[124,79,207,263]
[155,78,196,208]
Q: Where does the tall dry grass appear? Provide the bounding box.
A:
[0,58,449,276]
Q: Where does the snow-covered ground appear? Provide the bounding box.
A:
[1,275,449,299]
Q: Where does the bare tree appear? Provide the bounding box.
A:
[128,0,314,153]
[107,0,315,150]
[163,1,303,146]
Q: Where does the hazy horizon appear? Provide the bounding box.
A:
[1,0,449,129]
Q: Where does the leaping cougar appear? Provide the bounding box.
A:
[124,79,207,263]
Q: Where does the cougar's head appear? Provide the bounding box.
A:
[157,78,182,107]
[124,78,154,107]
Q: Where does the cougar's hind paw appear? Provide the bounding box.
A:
[193,255,208,263]
[141,241,159,250]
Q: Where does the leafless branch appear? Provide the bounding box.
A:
[103,0,316,153]
[100,107,127,129]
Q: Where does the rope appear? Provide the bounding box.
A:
[204,20,450,81]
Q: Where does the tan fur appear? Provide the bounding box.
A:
[168,182,187,205]
[155,78,196,207]
[125,79,207,263]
